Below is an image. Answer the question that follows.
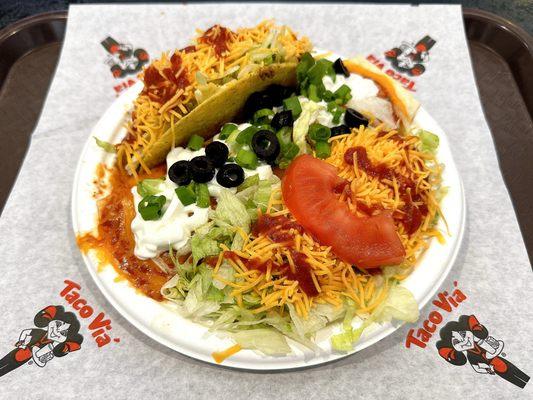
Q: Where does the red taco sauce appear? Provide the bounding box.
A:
[77,165,172,301]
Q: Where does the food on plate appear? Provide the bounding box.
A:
[79,21,446,362]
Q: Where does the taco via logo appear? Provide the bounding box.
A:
[436,315,530,389]
[0,305,83,378]
[384,35,436,76]
[101,36,149,79]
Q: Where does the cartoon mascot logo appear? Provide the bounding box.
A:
[385,35,436,76]
[101,36,149,78]
[0,305,83,378]
[436,315,530,388]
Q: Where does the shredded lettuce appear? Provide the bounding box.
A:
[372,285,419,324]
[214,189,251,232]
[94,137,116,153]
[418,130,439,154]
[232,329,291,356]
[331,283,419,352]
[292,100,320,154]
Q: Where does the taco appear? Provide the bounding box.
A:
[116,21,311,175]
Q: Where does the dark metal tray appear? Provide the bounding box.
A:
[0,11,67,211]
[0,8,532,263]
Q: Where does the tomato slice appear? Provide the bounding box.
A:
[282,155,405,268]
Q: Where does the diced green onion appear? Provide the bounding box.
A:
[238,174,260,191]
[137,178,164,198]
[282,142,300,160]
[308,84,320,102]
[194,183,210,208]
[322,89,335,102]
[308,123,331,142]
[253,108,274,124]
[334,84,352,103]
[307,62,327,85]
[219,123,238,140]
[236,148,258,169]
[333,109,344,124]
[317,58,336,80]
[175,184,196,206]
[187,134,204,151]
[296,52,315,83]
[315,141,331,159]
[236,126,258,145]
[253,124,274,132]
[283,96,302,118]
[138,195,166,221]
[328,101,345,124]
[276,126,292,146]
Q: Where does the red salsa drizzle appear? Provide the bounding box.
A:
[344,146,427,234]
[142,52,190,104]
[222,248,318,297]
[180,45,197,53]
[198,25,235,57]
[252,214,303,244]
[286,250,319,297]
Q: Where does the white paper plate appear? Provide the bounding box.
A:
[72,79,465,370]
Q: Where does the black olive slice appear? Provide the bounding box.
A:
[333,58,350,77]
[216,163,245,188]
[251,130,281,162]
[168,160,191,186]
[205,141,229,168]
[190,156,215,183]
[331,124,351,137]
[344,108,369,128]
[271,110,294,130]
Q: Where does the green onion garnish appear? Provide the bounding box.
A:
[334,84,352,104]
[282,142,300,160]
[315,141,331,159]
[253,124,274,132]
[236,126,258,145]
[236,148,258,169]
[308,84,320,102]
[296,52,315,83]
[253,108,274,124]
[175,184,196,206]
[137,178,164,198]
[138,195,166,221]
[308,123,331,142]
[276,126,292,146]
[187,134,204,151]
[194,183,210,208]
[283,96,302,118]
[219,123,238,140]
[307,62,327,85]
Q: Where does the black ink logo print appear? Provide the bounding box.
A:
[0,305,83,378]
[101,36,149,78]
[436,315,530,389]
[384,35,436,76]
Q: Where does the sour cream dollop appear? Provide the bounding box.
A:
[322,73,397,129]
[131,134,273,259]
